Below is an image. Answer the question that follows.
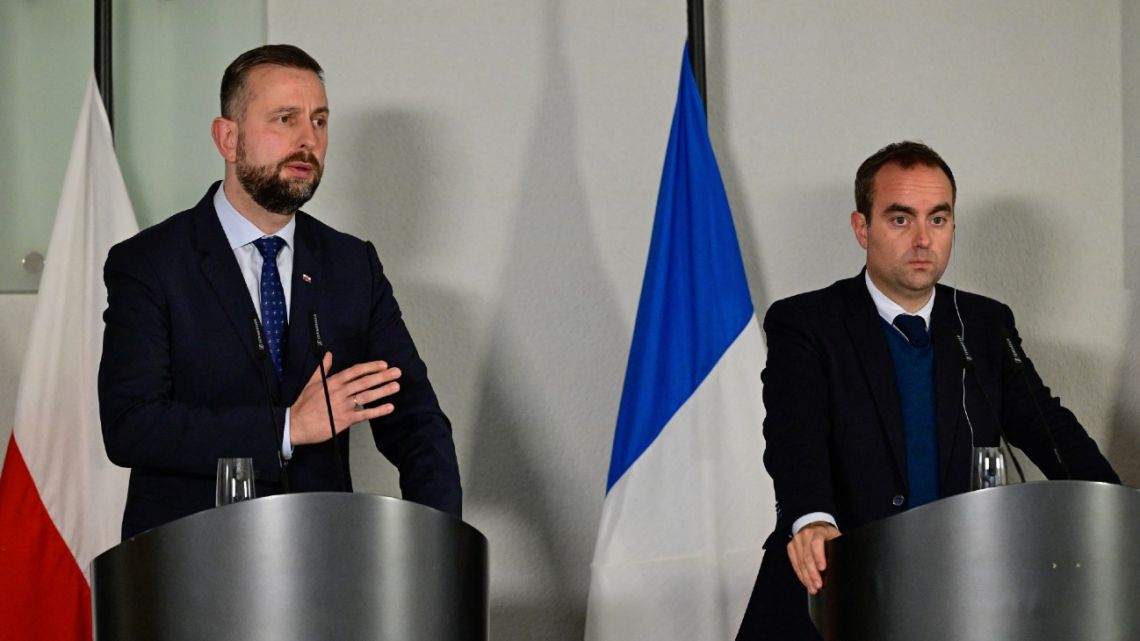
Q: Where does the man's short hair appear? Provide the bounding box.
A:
[220,44,324,121]
[854,141,956,216]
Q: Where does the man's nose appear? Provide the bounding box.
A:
[913,224,931,248]
[297,121,318,150]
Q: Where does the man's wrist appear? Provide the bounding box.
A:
[282,408,294,459]
[791,512,838,536]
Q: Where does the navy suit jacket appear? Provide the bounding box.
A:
[99,183,461,540]
[736,272,1118,640]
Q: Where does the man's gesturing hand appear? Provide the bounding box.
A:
[787,522,841,595]
[290,352,402,445]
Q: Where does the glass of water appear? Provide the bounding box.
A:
[216,457,256,506]
[971,447,1006,490]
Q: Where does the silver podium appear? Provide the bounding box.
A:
[808,481,1140,640]
[91,493,488,640]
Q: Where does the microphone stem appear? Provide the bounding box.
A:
[1005,337,1071,480]
[252,315,290,492]
[317,358,348,492]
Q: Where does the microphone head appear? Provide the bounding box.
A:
[955,334,975,370]
[308,310,325,357]
[251,315,268,360]
[1003,337,1025,371]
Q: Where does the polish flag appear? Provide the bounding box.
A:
[0,72,136,640]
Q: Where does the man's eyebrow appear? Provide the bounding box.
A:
[880,202,953,216]
[882,203,917,215]
[271,105,330,115]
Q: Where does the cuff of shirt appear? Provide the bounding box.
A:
[791,512,837,536]
[281,409,293,460]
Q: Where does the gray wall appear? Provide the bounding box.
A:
[2,2,1135,640]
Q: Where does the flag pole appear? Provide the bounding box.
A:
[686,0,707,108]
[94,0,113,135]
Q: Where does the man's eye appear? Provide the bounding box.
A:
[891,216,907,225]
[277,114,291,124]
[932,215,947,225]
[313,118,327,128]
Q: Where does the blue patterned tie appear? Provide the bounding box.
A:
[253,236,287,380]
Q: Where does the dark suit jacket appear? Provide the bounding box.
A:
[737,272,1118,640]
[99,183,462,540]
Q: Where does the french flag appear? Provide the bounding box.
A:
[585,46,774,640]
[0,74,135,640]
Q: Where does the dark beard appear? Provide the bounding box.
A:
[235,143,323,215]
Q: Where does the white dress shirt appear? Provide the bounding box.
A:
[214,184,297,458]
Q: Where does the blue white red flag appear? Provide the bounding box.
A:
[585,45,773,640]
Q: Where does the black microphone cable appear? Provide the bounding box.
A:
[950,301,1025,483]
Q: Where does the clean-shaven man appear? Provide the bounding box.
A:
[736,141,1118,639]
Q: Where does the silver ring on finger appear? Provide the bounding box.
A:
[352,396,364,412]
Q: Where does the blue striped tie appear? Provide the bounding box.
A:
[253,236,287,380]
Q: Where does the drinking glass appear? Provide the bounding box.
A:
[216,457,256,506]
[971,447,1006,490]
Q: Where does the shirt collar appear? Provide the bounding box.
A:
[864,270,935,329]
[214,182,296,250]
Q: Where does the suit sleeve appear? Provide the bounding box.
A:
[996,304,1119,483]
[98,241,285,479]
[761,298,837,539]
[362,242,463,517]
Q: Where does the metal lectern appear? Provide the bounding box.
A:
[809,481,1140,640]
[91,493,488,640]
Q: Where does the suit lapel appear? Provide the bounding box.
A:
[283,212,323,402]
[192,184,273,392]
[931,285,965,487]
[843,274,909,484]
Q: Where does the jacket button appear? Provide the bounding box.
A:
[892,495,905,507]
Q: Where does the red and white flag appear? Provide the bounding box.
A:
[0,72,136,640]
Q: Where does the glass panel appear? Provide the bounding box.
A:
[0,1,265,293]
[0,0,91,292]
[113,0,265,229]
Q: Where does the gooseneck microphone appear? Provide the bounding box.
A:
[955,332,1026,483]
[308,310,348,491]
[250,315,290,492]
[1003,334,1071,479]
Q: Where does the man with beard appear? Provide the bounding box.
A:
[98,44,462,539]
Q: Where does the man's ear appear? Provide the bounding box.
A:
[850,210,870,250]
[211,117,238,163]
